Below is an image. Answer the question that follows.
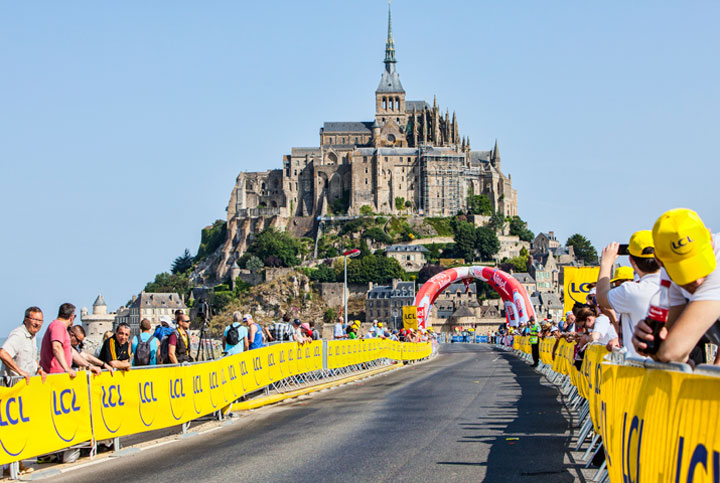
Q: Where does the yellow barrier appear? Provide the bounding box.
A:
[0,339,431,465]
[509,336,720,482]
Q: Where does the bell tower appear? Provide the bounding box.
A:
[375,0,407,142]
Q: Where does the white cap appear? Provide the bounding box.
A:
[160,315,172,325]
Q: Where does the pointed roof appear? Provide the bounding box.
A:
[376,0,404,94]
[93,294,106,307]
[493,139,500,160]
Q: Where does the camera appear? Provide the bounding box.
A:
[617,244,629,256]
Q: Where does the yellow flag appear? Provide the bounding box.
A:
[563,266,599,314]
[402,305,418,330]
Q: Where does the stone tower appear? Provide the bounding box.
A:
[80,293,115,353]
[374,1,407,147]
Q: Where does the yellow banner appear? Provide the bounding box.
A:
[563,266,600,314]
[402,306,418,330]
[0,372,93,465]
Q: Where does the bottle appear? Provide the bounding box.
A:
[644,279,671,355]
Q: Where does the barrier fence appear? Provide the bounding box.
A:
[501,336,720,483]
[0,339,432,469]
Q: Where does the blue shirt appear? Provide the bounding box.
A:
[131,332,159,366]
[223,323,249,355]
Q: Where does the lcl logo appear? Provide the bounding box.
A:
[671,236,694,255]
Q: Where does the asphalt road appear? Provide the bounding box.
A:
[50,344,577,482]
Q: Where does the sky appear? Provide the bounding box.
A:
[1,1,719,336]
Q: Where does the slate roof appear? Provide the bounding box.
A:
[405,100,429,112]
[513,273,536,284]
[367,282,415,299]
[93,294,106,307]
[355,147,419,156]
[386,244,428,253]
[469,151,492,164]
[444,282,478,294]
[322,122,374,134]
[129,293,186,310]
[376,69,405,93]
[451,306,475,319]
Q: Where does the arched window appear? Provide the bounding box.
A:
[383,98,387,110]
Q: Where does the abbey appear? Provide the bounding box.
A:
[226,6,517,225]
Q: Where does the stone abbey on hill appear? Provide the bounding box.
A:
[214,5,519,281]
[226,5,517,222]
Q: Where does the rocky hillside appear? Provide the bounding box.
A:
[208,271,330,334]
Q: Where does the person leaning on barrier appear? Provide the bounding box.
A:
[333,315,347,339]
[308,320,321,340]
[597,230,660,357]
[132,318,159,366]
[68,325,106,374]
[0,306,46,384]
[98,322,132,370]
[633,208,720,365]
[223,311,249,355]
[168,314,193,363]
[39,303,79,377]
[245,313,266,349]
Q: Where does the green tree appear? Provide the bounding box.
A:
[247,227,304,267]
[395,197,406,211]
[567,233,598,265]
[453,221,477,262]
[245,255,264,273]
[309,264,338,283]
[418,263,445,283]
[144,272,191,296]
[323,307,338,324]
[489,211,506,232]
[171,249,194,274]
[508,216,534,242]
[365,227,392,244]
[360,205,374,216]
[196,220,227,262]
[467,194,493,215]
[346,254,405,284]
[475,226,500,261]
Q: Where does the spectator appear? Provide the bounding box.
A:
[563,312,576,332]
[389,330,399,341]
[271,313,294,342]
[96,330,114,357]
[223,311,249,355]
[153,315,175,342]
[262,323,275,343]
[309,321,321,340]
[0,306,46,384]
[597,231,659,357]
[98,322,132,370]
[39,303,78,377]
[132,318,159,366]
[245,314,265,350]
[633,209,720,365]
[333,315,347,339]
[68,325,107,374]
[300,323,313,342]
[347,324,359,340]
[168,314,193,363]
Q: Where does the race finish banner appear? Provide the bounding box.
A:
[402,305,418,330]
[563,266,599,314]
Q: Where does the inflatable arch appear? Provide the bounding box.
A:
[414,266,536,329]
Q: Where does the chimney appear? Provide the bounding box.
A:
[549,231,555,240]
[368,282,374,291]
[131,294,138,303]
[392,279,399,290]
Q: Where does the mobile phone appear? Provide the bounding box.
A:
[617,244,629,256]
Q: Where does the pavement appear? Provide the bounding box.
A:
[42,344,592,482]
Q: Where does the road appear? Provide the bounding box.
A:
[50,344,578,482]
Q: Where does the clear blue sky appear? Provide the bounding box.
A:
[1,1,718,336]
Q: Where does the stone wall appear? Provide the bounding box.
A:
[265,267,296,282]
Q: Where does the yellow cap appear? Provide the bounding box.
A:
[628,230,655,258]
[377,322,383,327]
[653,208,716,285]
[610,265,635,283]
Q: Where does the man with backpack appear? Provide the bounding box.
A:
[166,314,193,364]
[132,318,159,366]
[223,311,249,356]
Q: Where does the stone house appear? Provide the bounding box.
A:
[496,235,530,261]
[529,251,559,293]
[385,244,428,272]
[115,292,187,335]
[365,279,415,328]
[80,294,116,353]
[533,232,561,254]
[512,273,537,296]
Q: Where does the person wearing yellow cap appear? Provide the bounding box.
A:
[633,209,720,365]
[597,230,660,357]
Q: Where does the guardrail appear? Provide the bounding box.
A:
[501,336,720,483]
[0,339,432,476]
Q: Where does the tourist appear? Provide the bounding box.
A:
[68,325,107,373]
[597,231,659,357]
[223,311,249,355]
[308,321,321,340]
[39,303,78,377]
[168,314,193,363]
[132,319,159,366]
[0,306,45,384]
[98,322,132,370]
[245,314,266,350]
[333,315,347,339]
[633,209,720,365]
[153,315,175,342]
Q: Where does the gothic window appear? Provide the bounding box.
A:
[365,168,368,174]
[363,156,367,162]
[365,178,368,185]
[342,137,346,144]
[355,137,359,144]
[383,98,387,110]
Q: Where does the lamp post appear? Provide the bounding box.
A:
[343,249,361,327]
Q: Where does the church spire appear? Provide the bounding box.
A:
[384,0,396,72]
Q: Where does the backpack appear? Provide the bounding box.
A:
[159,330,176,364]
[133,334,154,366]
[226,323,240,346]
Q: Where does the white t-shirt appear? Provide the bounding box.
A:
[668,234,720,305]
[607,272,660,357]
[591,314,618,345]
